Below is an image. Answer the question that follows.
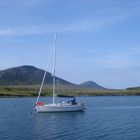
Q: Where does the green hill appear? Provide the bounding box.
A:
[126,86,140,91]
[80,81,107,89]
[0,65,73,86]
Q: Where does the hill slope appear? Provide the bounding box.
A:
[0,65,73,86]
[80,81,106,89]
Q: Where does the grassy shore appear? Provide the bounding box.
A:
[0,85,140,97]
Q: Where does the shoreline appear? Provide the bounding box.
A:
[1,94,140,98]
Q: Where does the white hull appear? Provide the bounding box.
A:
[35,102,85,113]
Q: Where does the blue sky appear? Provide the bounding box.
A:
[0,0,140,89]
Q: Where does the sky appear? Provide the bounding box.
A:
[0,0,140,89]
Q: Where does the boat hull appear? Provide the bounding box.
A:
[35,103,85,113]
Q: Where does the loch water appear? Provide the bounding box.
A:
[0,96,140,140]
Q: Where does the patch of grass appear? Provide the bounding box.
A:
[0,85,140,97]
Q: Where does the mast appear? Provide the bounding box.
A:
[53,34,57,104]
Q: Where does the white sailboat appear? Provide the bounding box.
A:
[35,34,85,113]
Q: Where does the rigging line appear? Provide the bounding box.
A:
[36,44,54,104]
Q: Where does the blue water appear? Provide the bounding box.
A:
[0,96,140,140]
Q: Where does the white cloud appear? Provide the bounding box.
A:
[0,29,13,35]
[0,13,132,36]
[0,0,139,36]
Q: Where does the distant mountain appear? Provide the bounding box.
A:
[0,65,73,86]
[80,81,107,89]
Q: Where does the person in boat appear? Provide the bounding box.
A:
[68,97,77,105]
[72,97,77,105]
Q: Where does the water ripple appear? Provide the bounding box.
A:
[1,97,140,140]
